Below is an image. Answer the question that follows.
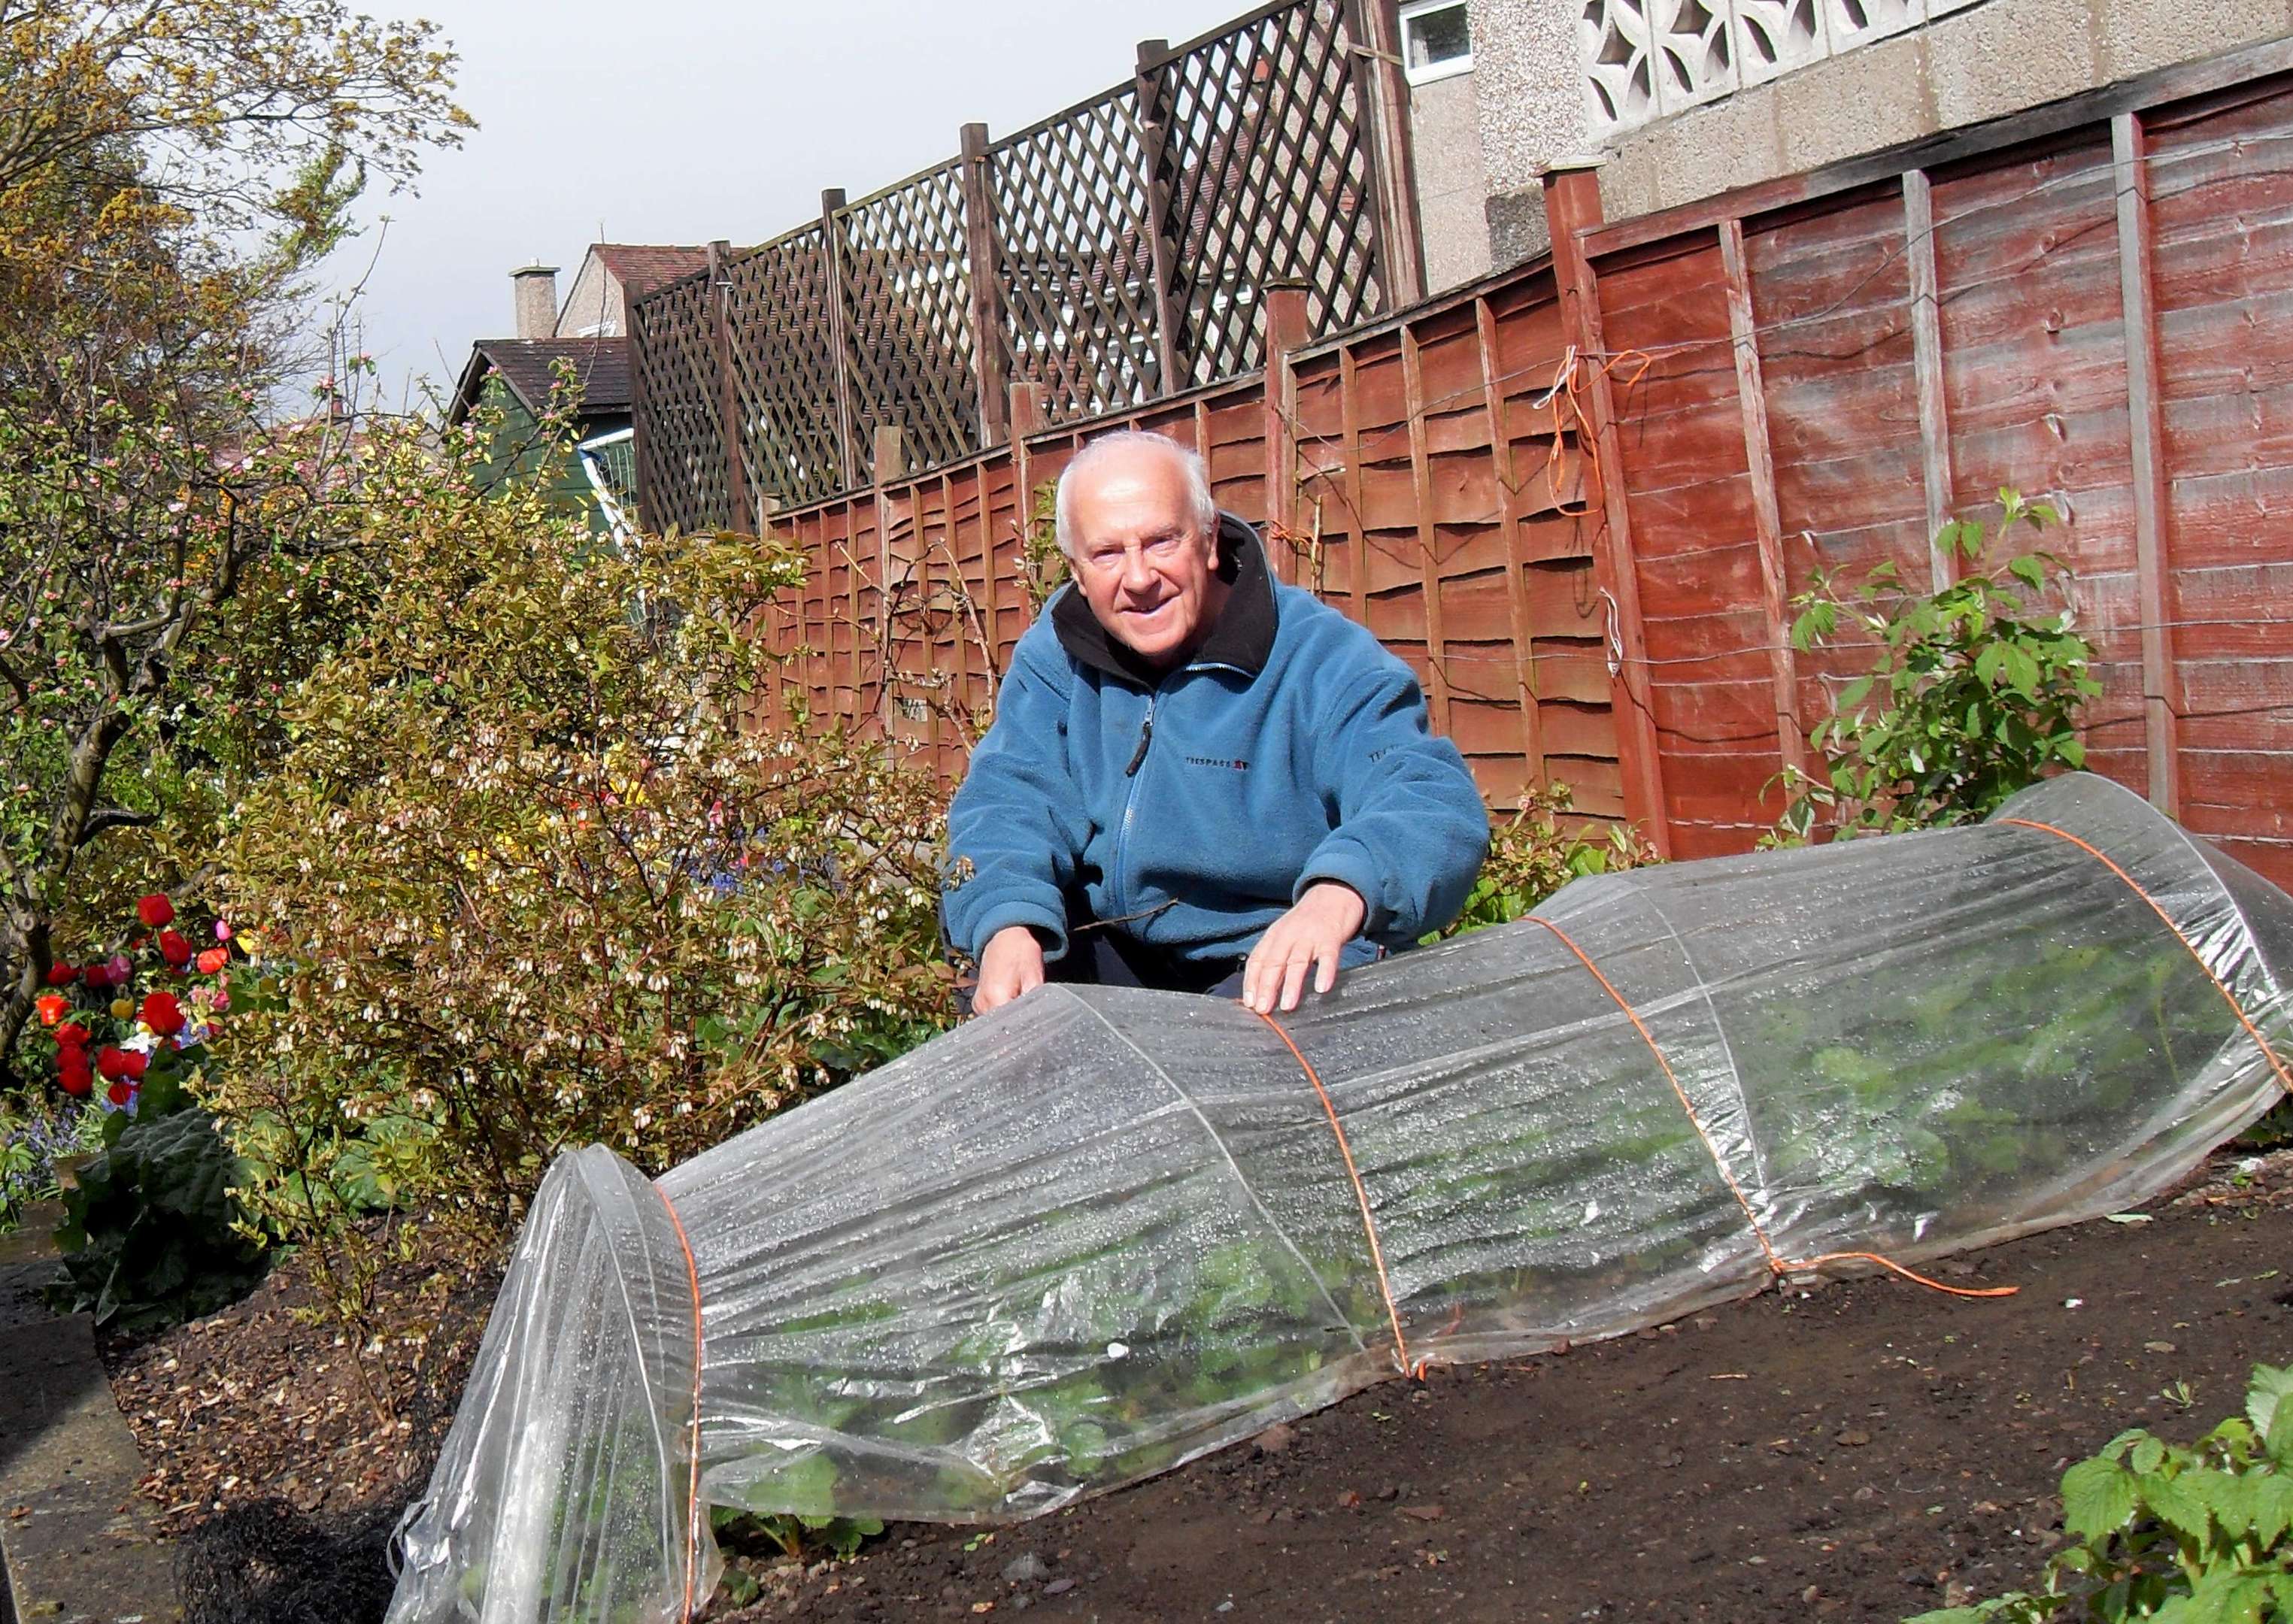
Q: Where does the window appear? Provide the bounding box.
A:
[1399,0,1473,86]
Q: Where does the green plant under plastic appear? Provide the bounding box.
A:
[1910,1365,2293,1623]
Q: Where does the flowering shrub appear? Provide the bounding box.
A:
[214,428,955,1290]
[0,0,464,1077]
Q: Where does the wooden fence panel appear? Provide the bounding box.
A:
[762,272,1621,823]
[1557,42,2293,887]
[2146,80,2293,880]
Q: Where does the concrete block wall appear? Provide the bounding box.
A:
[1475,0,2293,259]
[1411,70,1495,291]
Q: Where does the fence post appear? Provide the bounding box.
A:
[2113,111,2184,819]
[1345,0,1427,311]
[620,279,652,532]
[1133,38,1187,396]
[706,240,751,532]
[1542,162,1670,859]
[1009,382,1049,629]
[820,188,861,489]
[1262,283,1310,584]
[959,123,1012,450]
[872,425,917,753]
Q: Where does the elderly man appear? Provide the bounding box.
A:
[944,430,1488,1015]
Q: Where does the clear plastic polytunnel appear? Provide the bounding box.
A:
[386,773,2293,1623]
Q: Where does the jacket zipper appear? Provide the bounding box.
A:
[1112,693,1157,919]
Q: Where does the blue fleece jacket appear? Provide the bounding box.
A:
[942,516,1489,967]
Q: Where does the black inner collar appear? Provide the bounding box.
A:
[1050,512,1278,688]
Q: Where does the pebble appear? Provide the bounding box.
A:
[1043,1577,1076,1596]
[1835,1429,1871,1447]
[1000,1553,1047,1584]
[1254,1422,1296,1455]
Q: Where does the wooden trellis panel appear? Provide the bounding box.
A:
[836,165,981,475]
[629,0,1409,526]
[724,226,852,508]
[1156,0,1383,388]
[987,89,1167,423]
[631,266,730,536]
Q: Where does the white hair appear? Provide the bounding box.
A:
[1052,430,1218,558]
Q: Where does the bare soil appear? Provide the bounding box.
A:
[105,1153,2293,1624]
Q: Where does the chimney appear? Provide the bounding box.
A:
[511,263,559,340]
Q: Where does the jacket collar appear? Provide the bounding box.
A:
[1050,511,1277,688]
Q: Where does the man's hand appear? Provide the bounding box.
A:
[1242,882,1368,1014]
[973,925,1048,1013]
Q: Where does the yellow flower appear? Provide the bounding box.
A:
[111,997,134,1020]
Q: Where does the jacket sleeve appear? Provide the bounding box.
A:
[1294,657,1490,943]
[941,641,1090,962]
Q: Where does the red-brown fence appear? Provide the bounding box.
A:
[729,36,2293,893]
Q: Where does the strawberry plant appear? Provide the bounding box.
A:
[1911,1365,2293,1622]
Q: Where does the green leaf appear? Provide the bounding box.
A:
[2131,1435,2167,1476]
[2063,1457,2140,1539]
[2140,1468,2213,1544]
[2007,555,2048,590]
[2246,1364,2293,1450]
[2248,1474,2293,1547]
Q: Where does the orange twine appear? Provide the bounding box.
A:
[651,1180,708,1623]
[1251,1009,1421,1377]
[1524,917,2017,1301]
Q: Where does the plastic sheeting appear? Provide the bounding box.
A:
[386,774,2293,1623]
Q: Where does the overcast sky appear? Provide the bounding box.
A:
[328,0,1249,406]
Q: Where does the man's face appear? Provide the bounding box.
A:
[1066,446,1226,668]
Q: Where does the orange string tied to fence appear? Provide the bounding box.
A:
[1523,917,2018,1303]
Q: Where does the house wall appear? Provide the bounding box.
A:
[556,256,626,339]
[470,377,614,533]
[1474,0,2293,268]
[1411,69,1494,291]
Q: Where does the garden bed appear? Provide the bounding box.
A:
[99,1145,2293,1623]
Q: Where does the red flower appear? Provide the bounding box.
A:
[195,947,229,975]
[35,993,68,1026]
[53,1023,89,1049]
[119,1050,149,1081]
[56,1060,93,1098]
[106,1079,136,1108]
[96,1047,131,1081]
[159,929,192,969]
[80,961,111,989]
[46,962,77,986]
[137,893,174,928]
[140,992,185,1038]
